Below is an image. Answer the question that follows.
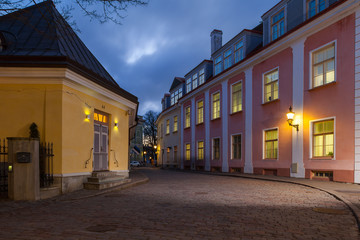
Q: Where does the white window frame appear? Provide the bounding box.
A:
[214,56,223,75]
[309,40,337,89]
[262,127,279,160]
[199,68,205,85]
[185,143,191,161]
[224,48,233,70]
[231,80,243,114]
[197,140,204,161]
[262,67,280,104]
[212,137,221,160]
[234,39,244,63]
[186,78,191,93]
[192,73,198,89]
[211,91,221,120]
[268,6,287,43]
[166,119,170,135]
[173,115,178,132]
[196,99,204,124]
[185,106,191,128]
[309,117,336,160]
[231,133,242,160]
[304,0,329,20]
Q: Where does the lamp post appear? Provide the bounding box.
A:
[286,106,299,131]
[153,145,157,167]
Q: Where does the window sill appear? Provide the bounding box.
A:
[196,122,204,126]
[230,110,243,116]
[262,99,279,105]
[184,127,190,130]
[308,81,336,91]
[230,158,241,161]
[211,117,221,122]
[262,158,278,161]
[173,131,178,133]
[165,133,170,136]
[310,157,334,160]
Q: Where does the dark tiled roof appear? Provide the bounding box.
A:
[169,77,184,92]
[0,0,137,104]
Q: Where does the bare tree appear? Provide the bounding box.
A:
[0,0,148,25]
[143,110,158,150]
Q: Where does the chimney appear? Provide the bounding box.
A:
[211,29,223,55]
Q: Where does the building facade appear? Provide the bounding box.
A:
[157,0,360,183]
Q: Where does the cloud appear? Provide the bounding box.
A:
[138,100,162,115]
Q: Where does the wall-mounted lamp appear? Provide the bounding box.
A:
[86,114,90,120]
[8,164,13,173]
[286,106,299,131]
[114,122,119,127]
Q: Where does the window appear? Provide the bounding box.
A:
[185,144,191,161]
[224,49,232,70]
[171,88,183,106]
[307,0,326,19]
[185,107,191,128]
[212,92,220,119]
[94,112,107,123]
[312,43,335,88]
[215,56,222,75]
[167,147,171,163]
[231,82,242,113]
[271,9,285,41]
[173,116,178,132]
[186,78,191,93]
[199,69,205,85]
[197,100,204,124]
[197,141,204,160]
[313,119,334,158]
[232,135,241,159]
[166,119,170,135]
[264,69,279,103]
[174,146,178,163]
[235,40,244,63]
[212,138,220,160]
[192,73,198,89]
[264,129,278,159]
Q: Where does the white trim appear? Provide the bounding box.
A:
[191,98,196,169]
[53,172,92,177]
[309,40,337,89]
[244,67,253,173]
[309,117,336,160]
[211,90,221,120]
[180,106,184,169]
[263,127,279,160]
[230,80,243,114]
[262,66,280,104]
[221,80,229,172]
[204,90,211,171]
[230,133,242,160]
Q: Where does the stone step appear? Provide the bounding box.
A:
[87,175,126,183]
[84,178,131,190]
[91,171,120,178]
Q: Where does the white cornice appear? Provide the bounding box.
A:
[179,0,359,103]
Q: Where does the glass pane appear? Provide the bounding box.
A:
[325,61,335,83]
[325,134,333,147]
[272,71,279,81]
[314,122,324,134]
[325,46,334,60]
[314,146,323,157]
[314,51,324,64]
[324,121,334,133]
[319,0,326,12]
[280,21,284,36]
[274,141,278,158]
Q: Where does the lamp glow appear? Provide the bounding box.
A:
[86,115,90,120]
[286,106,299,131]
[114,122,119,127]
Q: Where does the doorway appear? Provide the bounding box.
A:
[93,111,109,171]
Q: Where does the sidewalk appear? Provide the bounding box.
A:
[187,169,360,230]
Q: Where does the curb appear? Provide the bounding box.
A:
[172,169,360,231]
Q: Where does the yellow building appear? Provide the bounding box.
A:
[0,2,138,194]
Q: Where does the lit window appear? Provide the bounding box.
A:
[166,119,170,135]
[307,0,326,19]
[171,88,182,106]
[214,56,222,75]
[264,129,278,159]
[192,73,198,89]
[313,119,334,158]
[94,112,107,123]
[235,40,244,63]
[174,146,178,163]
[171,93,175,106]
[231,82,242,113]
[212,92,220,119]
[271,9,285,41]
[197,100,204,124]
[173,116,178,132]
[264,69,279,103]
[312,43,335,88]
[197,141,204,160]
[232,135,241,159]
[224,49,232,70]
[186,78,191,93]
[212,138,220,160]
[185,107,191,128]
[199,69,205,85]
[185,144,191,161]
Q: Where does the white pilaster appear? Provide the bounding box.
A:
[355,9,360,183]
[191,98,196,170]
[180,105,184,170]
[244,67,253,173]
[291,38,306,178]
[204,90,211,171]
[221,80,229,172]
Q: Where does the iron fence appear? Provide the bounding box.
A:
[39,142,54,188]
[0,139,8,197]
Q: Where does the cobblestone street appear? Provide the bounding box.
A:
[0,168,359,240]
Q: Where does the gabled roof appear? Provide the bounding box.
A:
[0,0,137,103]
[169,77,185,92]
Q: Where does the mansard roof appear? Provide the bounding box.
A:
[169,77,185,92]
[0,0,137,103]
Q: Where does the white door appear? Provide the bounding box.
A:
[93,123,108,171]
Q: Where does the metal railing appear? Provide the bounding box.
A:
[0,139,8,197]
[39,142,54,188]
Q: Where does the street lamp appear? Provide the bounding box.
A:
[286,106,299,131]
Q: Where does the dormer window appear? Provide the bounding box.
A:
[171,88,183,106]
[192,73,198,89]
[186,78,191,93]
[234,40,244,63]
[214,56,222,75]
[224,49,232,70]
[307,0,326,19]
[271,9,285,41]
[199,69,205,85]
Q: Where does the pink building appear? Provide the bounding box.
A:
[157,0,360,183]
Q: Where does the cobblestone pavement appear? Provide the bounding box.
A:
[0,168,359,240]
